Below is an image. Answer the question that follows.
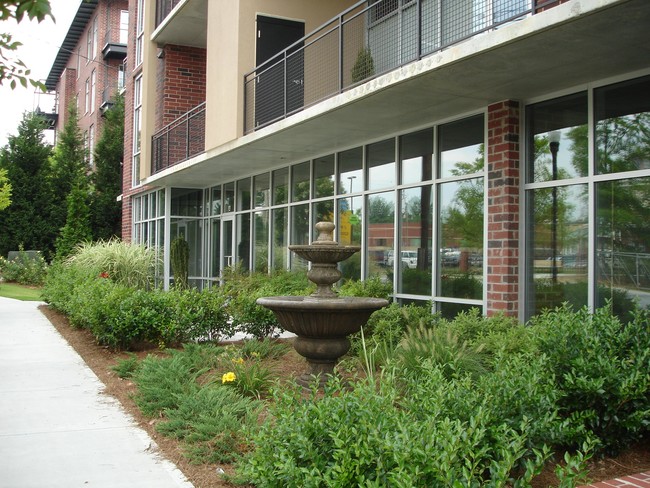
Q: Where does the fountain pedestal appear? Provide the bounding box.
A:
[257,222,388,387]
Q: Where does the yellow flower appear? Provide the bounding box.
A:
[251,352,260,358]
[231,357,244,365]
[222,372,236,384]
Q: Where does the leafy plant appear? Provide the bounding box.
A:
[531,304,650,453]
[338,275,392,300]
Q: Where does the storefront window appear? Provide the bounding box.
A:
[291,203,309,270]
[254,174,270,208]
[272,208,288,270]
[273,168,289,205]
[254,211,269,272]
[338,196,362,280]
[237,178,251,211]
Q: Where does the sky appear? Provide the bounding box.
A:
[0,0,80,148]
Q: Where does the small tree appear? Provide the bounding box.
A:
[55,179,92,259]
[351,47,375,84]
[170,235,189,289]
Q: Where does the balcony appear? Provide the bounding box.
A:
[152,102,206,174]
[244,0,535,133]
[154,0,207,48]
[102,27,127,60]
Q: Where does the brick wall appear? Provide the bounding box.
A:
[486,100,521,317]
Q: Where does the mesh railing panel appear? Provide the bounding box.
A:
[244,0,533,133]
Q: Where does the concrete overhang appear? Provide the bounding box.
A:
[152,0,208,48]
[145,0,650,188]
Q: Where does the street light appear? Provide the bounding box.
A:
[548,130,560,284]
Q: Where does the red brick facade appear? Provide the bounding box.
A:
[54,0,128,143]
[486,100,521,317]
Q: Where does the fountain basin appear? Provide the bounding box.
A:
[256,295,388,338]
[257,295,388,385]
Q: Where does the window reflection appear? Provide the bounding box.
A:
[367,192,395,279]
[272,208,288,270]
[314,154,335,198]
[273,168,288,205]
[401,128,433,185]
[367,138,395,191]
[595,76,650,175]
[438,178,484,300]
[439,115,484,178]
[292,162,310,202]
[291,203,309,271]
[338,196,362,280]
[596,178,650,320]
[339,147,363,194]
[528,184,588,315]
[254,211,269,272]
[398,186,432,295]
[527,93,588,183]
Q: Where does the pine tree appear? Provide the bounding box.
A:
[49,103,88,237]
[0,112,53,258]
[90,93,124,240]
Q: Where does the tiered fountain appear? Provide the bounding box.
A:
[257,221,388,386]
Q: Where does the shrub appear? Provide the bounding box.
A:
[66,239,159,289]
[225,270,311,339]
[42,261,96,314]
[237,367,560,487]
[111,354,140,379]
[531,304,650,453]
[170,235,189,289]
[396,324,488,379]
[338,275,392,300]
[0,248,48,285]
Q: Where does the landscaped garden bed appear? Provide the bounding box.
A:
[32,240,650,486]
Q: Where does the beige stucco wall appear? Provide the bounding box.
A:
[139,0,161,181]
[204,0,355,150]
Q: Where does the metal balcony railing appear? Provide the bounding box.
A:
[152,102,206,174]
[244,0,535,134]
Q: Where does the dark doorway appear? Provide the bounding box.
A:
[255,15,304,128]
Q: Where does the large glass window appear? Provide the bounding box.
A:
[237,178,251,211]
[254,173,270,208]
[526,76,650,321]
[526,93,589,315]
[291,203,309,270]
[338,196,362,280]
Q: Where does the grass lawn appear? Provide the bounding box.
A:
[0,282,42,301]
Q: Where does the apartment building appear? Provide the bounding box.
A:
[46,0,128,167]
[123,0,650,322]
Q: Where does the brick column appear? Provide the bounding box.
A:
[486,100,521,317]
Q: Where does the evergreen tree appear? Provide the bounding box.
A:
[55,177,92,259]
[49,103,88,241]
[90,93,123,240]
[0,112,53,257]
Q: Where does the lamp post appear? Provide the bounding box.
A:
[548,131,560,284]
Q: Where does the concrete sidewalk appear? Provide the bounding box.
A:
[0,296,193,488]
